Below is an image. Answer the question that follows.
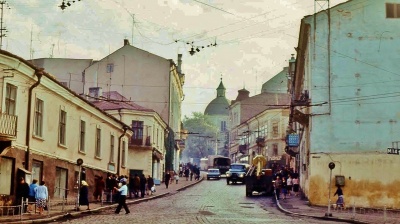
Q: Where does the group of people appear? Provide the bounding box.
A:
[274,174,300,200]
[128,174,155,198]
[16,177,48,215]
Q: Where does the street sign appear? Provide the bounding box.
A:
[287,134,300,147]
[387,148,400,155]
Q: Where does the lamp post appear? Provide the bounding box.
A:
[75,158,83,211]
[325,162,335,217]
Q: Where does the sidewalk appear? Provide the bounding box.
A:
[275,192,400,224]
[1,177,203,224]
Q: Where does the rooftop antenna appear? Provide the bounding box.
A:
[29,24,33,60]
[0,1,10,50]
[50,43,55,58]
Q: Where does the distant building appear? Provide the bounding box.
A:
[204,78,230,156]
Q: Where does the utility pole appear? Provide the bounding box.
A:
[131,14,135,45]
[30,25,33,60]
[0,1,9,50]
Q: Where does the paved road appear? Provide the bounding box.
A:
[55,179,341,224]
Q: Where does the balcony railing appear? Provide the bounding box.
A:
[130,136,152,147]
[0,113,17,137]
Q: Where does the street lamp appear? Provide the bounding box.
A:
[75,158,83,211]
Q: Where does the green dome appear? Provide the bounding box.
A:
[204,78,230,115]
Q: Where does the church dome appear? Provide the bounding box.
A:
[204,79,230,116]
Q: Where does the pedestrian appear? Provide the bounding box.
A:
[292,176,300,196]
[334,186,345,208]
[274,176,282,200]
[114,180,130,214]
[140,174,147,198]
[165,171,171,189]
[286,175,293,197]
[175,172,179,184]
[34,181,48,215]
[105,173,114,202]
[190,170,194,181]
[16,177,30,213]
[93,176,105,202]
[281,177,287,200]
[184,168,189,181]
[128,175,135,198]
[78,180,90,210]
[147,175,154,195]
[28,179,38,212]
[133,174,140,198]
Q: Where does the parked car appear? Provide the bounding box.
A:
[207,168,221,180]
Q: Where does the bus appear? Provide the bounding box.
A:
[208,155,231,174]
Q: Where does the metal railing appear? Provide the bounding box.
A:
[0,113,17,137]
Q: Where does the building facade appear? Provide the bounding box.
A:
[0,50,132,205]
[288,0,400,208]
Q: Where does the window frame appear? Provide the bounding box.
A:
[5,83,17,115]
[79,120,86,153]
[106,63,114,73]
[272,143,278,156]
[386,3,400,18]
[95,127,102,158]
[121,140,126,167]
[110,134,115,163]
[34,98,44,137]
[59,110,67,146]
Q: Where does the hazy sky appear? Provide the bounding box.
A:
[5,0,346,117]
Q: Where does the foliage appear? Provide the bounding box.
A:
[182,112,220,160]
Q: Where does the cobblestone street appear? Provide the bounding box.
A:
[53,179,340,224]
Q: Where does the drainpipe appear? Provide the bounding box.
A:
[117,126,128,176]
[25,69,43,170]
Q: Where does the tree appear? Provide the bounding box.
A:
[182,112,219,161]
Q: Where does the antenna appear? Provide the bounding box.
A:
[131,14,135,44]
[30,25,33,60]
[50,43,55,58]
[0,1,10,50]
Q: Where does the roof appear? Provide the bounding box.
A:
[92,91,154,112]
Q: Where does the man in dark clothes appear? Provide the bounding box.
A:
[139,174,147,198]
[165,171,171,189]
[16,177,30,213]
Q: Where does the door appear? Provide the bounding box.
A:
[55,167,68,198]
[32,160,42,183]
[0,157,13,195]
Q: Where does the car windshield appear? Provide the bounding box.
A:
[230,165,245,170]
[208,170,219,173]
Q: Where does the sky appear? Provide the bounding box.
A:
[4,0,346,118]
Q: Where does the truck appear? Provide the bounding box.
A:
[245,155,274,197]
[207,155,231,174]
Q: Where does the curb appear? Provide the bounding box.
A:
[6,178,203,224]
[273,192,370,224]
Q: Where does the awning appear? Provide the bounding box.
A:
[18,167,32,174]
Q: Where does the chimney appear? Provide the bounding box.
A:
[124,39,130,46]
[89,87,103,101]
[177,54,182,73]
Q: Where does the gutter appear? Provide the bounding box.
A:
[25,69,44,170]
[117,126,128,176]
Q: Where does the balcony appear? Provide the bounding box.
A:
[0,113,17,138]
[130,135,152,147]
[238,144,248,154]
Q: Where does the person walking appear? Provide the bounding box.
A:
[79,180,90,210]
[190,170,194,181]
[28,179,38,212]
[184,168,189,181]
[292,176,300,196]
[165,171,171,189]
[174,172,179,184]
[281,177,288,200]
[334,186,345,208]
[274,176,282,200]
[16,177,30,213]
[93,176,105,202]
[147,175,154,195]
[114,180,130,214]
[34,181,48,215]
[133,174,140,198]
[286,175,293,197]
[139,174,147,198]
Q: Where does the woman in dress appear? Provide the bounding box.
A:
[79,180,90,210]
[292,176,300,196]
[286,175,293,197]
[34,181,48,215]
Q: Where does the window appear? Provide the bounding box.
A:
[32,160,42,183]
[59,110,67,145]
[5,83,17,115]
[0,157,13,195]
[122,140,126,167]
[95,128,101,157]
[386,3,400,18]
[34,98,43,137]
[106,63,114,73]
[272,122,279,137]
[131,120,144,145]
[110,135,115,163]
[221,121,226,132]
[79,120,86,152]
[55,167,68,198]
[272,144,278,156]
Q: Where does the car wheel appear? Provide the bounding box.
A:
[227,180,230,185]
[207,177,210,180]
